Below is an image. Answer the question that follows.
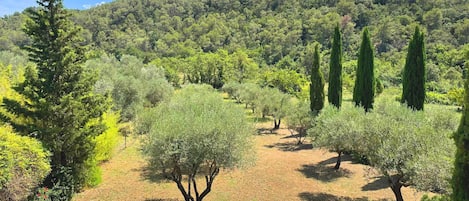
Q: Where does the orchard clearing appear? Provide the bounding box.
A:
[74,119,429,201]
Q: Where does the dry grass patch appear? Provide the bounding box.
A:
[75,124,428,201]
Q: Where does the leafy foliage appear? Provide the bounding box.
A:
[310,99,458,200]
[452,61,469,200]
[141,84,254,201]
[286,100,313,145]
[0,126,50,201]
[0,1,109,197]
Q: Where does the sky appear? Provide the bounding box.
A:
[0,0,113,16]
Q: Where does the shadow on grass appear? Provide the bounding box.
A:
[361,176,389,191]
[256,127,278,135]
[297,163,352,182]
[132,165,167,183]
[264,141,313,152]
[316,155,353,166]
[298,192,389,201]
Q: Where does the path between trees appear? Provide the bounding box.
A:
[74,124,426,201]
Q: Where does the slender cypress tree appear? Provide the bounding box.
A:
[310,44,325,115]
[328,24,343,108]
[401,26,426,110]
[353,28,375,112]
[452,55,469,201]
[1,0,109,196]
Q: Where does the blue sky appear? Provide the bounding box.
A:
[0,0,113,16]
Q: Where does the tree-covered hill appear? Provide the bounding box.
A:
[1,0,468,101]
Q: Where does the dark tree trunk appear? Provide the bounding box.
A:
[391,184,404,201]
[334,151,342,169]
[274,118,281,129]
[388,175,404,201]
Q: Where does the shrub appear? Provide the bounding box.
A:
[0,126,50,201]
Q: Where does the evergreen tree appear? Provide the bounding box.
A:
[452,55,469,201]
[328,24,343,108]
[309,44,325,114]
[401,26,426,110]
[353,28,375,112]
[1,0,109,197]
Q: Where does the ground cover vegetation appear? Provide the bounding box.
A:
[0,0,467,200]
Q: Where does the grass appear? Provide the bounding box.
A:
[74,121,428,201]
[75,89,450,201]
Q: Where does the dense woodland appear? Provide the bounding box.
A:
[0,0,469,201]
[0,0,468,101]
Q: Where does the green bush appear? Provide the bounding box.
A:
[426,91,452,105]
[93,111,121,163]
[420,194,451,201]
[0,126,50,201]
[83,111,121,187]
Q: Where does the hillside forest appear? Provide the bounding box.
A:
[0,0,469,201]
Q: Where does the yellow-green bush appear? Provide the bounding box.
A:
[0,126,50,201]
[84,111,121,187]
[94,111,121,163]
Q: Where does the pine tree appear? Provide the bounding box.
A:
[452,54,469,201]
[353,28,375,112]
[309,44,325,115]
[328,24,343,108]
[1,0,109,196]
[401,26,426,110]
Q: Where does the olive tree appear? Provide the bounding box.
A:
[141,85,254,201]
[310,98,458,201]
[309,105,366,169]
[361,100,457,201]
[286,100,314,145]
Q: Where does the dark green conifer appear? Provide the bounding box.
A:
[1,0,109,197]
[328,24,343,108]
[401,26,426,110]
[353,28,375,112]
[452,53,469,201]
[309,44,325,115]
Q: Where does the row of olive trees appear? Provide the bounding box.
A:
[222,82,291,129]
[310,98,459,201]
[86,54,174,122]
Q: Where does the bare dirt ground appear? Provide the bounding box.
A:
[74,122,427,201]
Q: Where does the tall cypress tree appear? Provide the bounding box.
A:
[353,28,375,112]
[1,0,109,196]
[401,26,426,110]
[310,43,325,114]
[452,55,469,201]
[328,24,343,108]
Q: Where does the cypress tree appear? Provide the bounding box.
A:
[401,26,426,110]
[452,55,469,201]
[310,43,325,114]
[1,0,109,197]
[353,28,375,112]
[328,24,343,108]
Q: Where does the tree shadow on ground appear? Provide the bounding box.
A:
[132,165,167,183]
[317,154,353,166]
[264,141,313,152]
[297,159,352,182]
[361,176,389,191]
[298,192,390,201]
[256,127,279,135]
[144,199,178,201]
